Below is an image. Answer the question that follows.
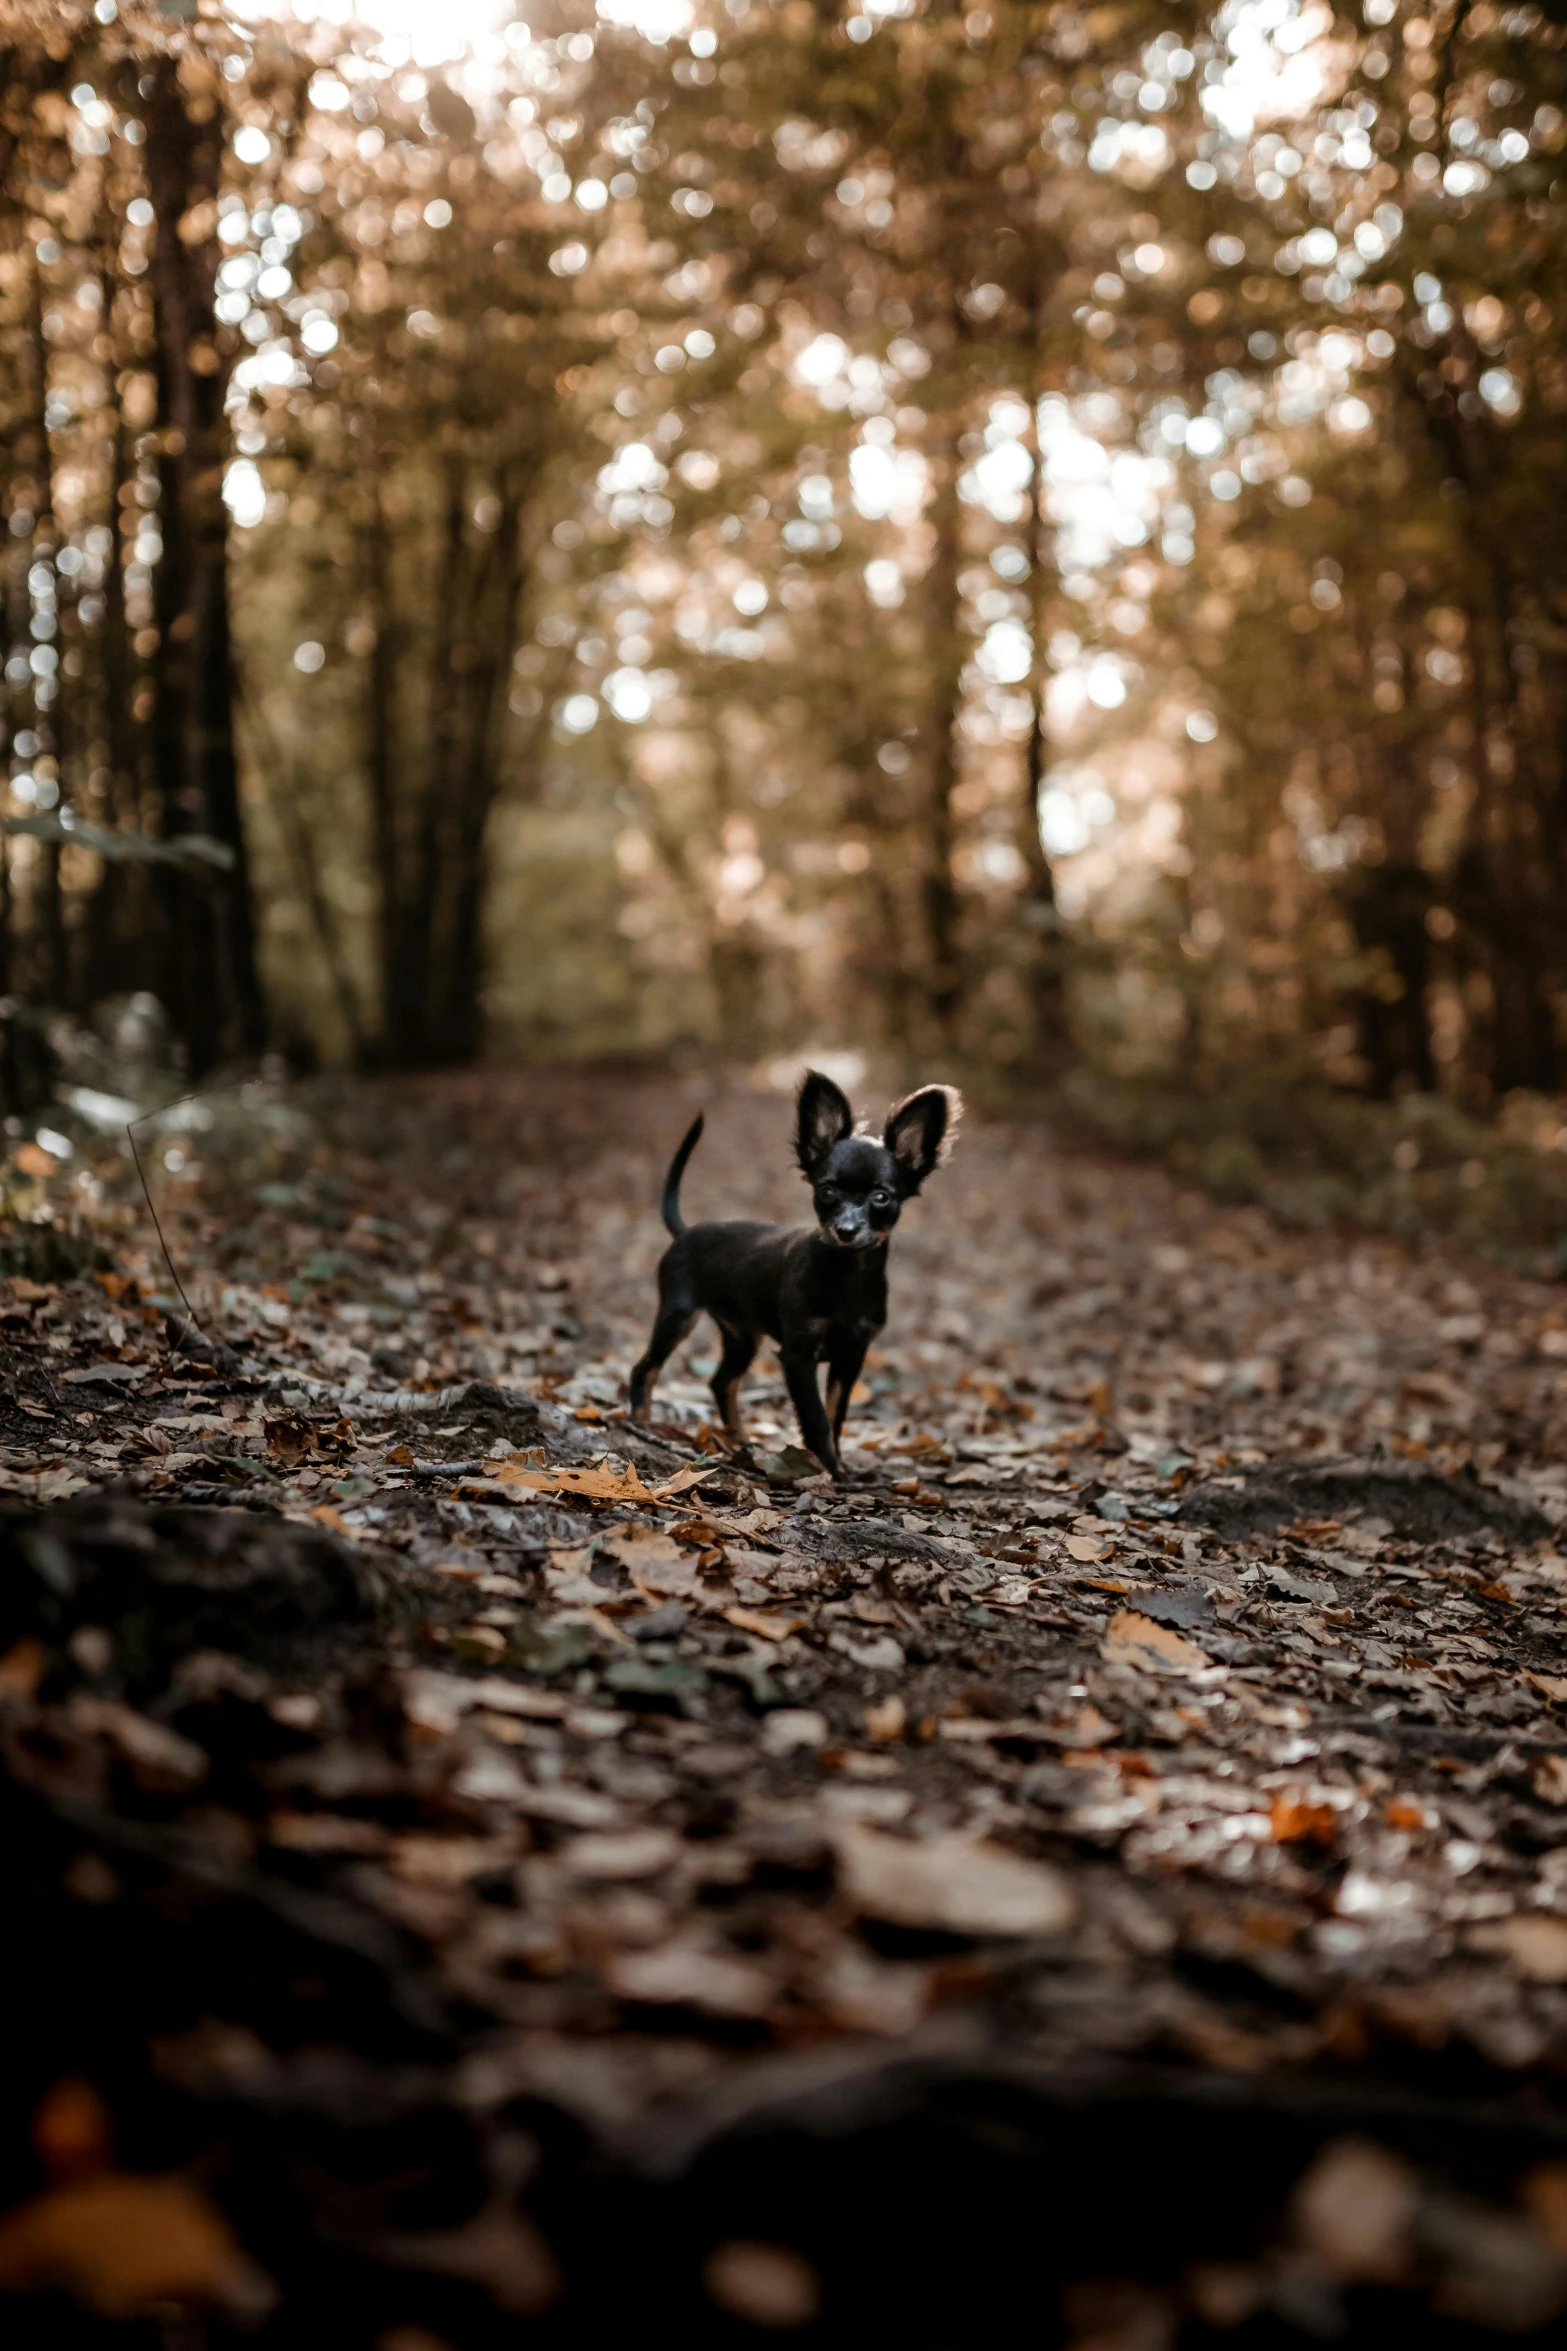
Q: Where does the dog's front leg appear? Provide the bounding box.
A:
[824,1333,869,1451]
[780,1345,840,1478]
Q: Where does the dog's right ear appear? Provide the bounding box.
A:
[795,1070,855,1174]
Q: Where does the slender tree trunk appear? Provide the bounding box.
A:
[921,416,965,1047]
[238,689,369,1065]
[426,481,532,1064]
[1019,380,1066,1077]
[21,254,67,1005]
[388,460,468,1065]
[144,58,265,1070]
[362,465,405,1067]
[1403,365,1561,1093]
[85,255,136,1004]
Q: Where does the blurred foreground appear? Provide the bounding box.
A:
[3,1066,1567,2338]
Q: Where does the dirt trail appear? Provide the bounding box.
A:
[5,1066,1567,2342]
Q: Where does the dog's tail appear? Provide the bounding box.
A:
[661,1113,704,1237]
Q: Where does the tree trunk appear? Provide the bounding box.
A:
[920,418,966,1048]
[85,257,138,1007]
[144,59,265,1070]
[363,465,407,1068]
[21,253,67,1006]
[1018,382,1066,1078]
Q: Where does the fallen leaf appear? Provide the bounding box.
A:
[606,1939,775,2017]
[864,1695,906,1743]
[1291,2139,1418,2284]
[600,1526,698,1597]
[704,2240,821,2330]
[0,2174,274,2317]
[1103,1610,1212,1675]
[831,1824,1077,1938]
[1525,1671,1567,1706]
[1063,1534,1104,1563]
[372,2204,560,2317]
[0,1467,90,1501]
[484,1457,641,1501]
[1531,1754,1567,1807]
[0,1637,45,1699]
[483,1457,712,1505]
[392,1834,517,1887]
[1473,1915,1567,1984]
[70,1699,207,1791]
[723,1605,800,1642]
[267,1813,391,1855]
[1036,1702,1120,1748]
[559,1828,682,1879]
[1269,1795,1338,1846]
[762,1709,827,1753]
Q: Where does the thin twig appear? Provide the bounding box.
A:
[126,1090,213,1351]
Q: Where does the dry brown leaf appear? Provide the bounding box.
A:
[723,1605,800,1642]
[484,1458,654,1502]
[483,1457,712,1505]
[606,1939,775,2017]
[392,1834,520,1887]
[267,1812,391,1856]
[831,1824,1077,1938]
[70,1699,207,1791]
[0,1636,45,1699]
[1291,2139,1418,2284]
[1269,1795,1338,1846]
[600,1526,697,1597]
[1063,1534,1104,1563]
[1103,1610,1211,1675]
[307,1503,355,1538]
[559,1828,682,1879]
[0,2174,274,2317]
[1531,1754,1567,1806]
[1473,1915,1567,1983]
[1525,1670,1567,1706]
[864,1695,907,1743]
[1039,1702,1120,1748]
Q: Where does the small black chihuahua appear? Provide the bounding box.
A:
[629,1070,961,1478]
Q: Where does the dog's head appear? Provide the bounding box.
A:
[794,1071,962,1251]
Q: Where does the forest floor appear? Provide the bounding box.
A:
[6,1063,1567,2343]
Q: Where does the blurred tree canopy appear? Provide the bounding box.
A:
[1,0,1565,1126]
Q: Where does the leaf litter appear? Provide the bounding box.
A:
[6,1067,1567,2335]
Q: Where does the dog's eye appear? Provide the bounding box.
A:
[871,1189,891,1207]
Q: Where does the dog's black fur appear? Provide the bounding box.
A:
[629,1071,962,1477]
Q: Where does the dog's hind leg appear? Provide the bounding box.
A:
[710,1322,757,1445]
[629,1303,696,1423]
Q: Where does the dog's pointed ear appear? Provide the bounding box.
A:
[795,1070,855,1175]
[883,1085,963,1191]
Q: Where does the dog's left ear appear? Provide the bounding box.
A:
[883,1085,963,1191]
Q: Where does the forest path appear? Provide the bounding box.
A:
[6,1064,1567,2334]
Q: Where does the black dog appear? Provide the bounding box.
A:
[629,1071,961,1477]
